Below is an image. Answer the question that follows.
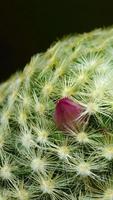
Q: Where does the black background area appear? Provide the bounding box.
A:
[0,0,113,83]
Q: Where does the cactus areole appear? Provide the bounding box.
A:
[1,28,113,199]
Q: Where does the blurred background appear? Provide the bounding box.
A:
[0,0,113,83]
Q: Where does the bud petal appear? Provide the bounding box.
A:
[53,97,85,131]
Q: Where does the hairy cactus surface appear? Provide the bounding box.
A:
[1,28,113,199]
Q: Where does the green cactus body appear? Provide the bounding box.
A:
[1,28,113,199]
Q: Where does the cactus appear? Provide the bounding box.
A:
[1,27,113,199]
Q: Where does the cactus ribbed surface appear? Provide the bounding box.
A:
[1,28,113,199]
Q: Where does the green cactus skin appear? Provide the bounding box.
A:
[1,27,113,199]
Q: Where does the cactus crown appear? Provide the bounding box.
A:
[1,28,113,199]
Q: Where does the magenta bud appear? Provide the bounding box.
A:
[53,97,85,132]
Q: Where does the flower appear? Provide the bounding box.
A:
[53,97,85,132]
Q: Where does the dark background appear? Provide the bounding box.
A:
[0,0,113,83]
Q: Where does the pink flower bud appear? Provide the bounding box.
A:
[53,97,85,132]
